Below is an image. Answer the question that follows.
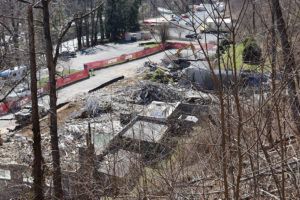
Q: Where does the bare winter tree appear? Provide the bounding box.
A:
[27,3,44,200]
[157,23,169,44]
[40,0,103,198]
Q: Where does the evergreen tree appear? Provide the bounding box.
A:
[105,0,120,41]
[105,0,141,41]
[127,0,140,32]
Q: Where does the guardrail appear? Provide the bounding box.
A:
[0,42,216,115]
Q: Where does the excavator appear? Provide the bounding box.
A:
[175,42,198,59]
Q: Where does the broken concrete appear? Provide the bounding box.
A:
[141,101,178,119]
[122,119,168,143]
[132,81,183,105]
[0,164,31,200]
[98,149,141,178]
[96,149,142,191]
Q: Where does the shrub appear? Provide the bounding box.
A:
[242,37,262,65]
[144,69,173,84]
[217,39,231,55]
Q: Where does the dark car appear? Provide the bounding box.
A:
[185,34,202,39]
[171,17,181,22]
[59,51,76,58]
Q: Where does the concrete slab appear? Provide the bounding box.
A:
[141,101,178,119]
[98,149,140,178]
[122,119,168,143]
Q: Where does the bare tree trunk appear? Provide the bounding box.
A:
[76,17,83,50]
[252,0,256,33]
[271,0,300,136]
[41,0,63,199]
[91,11,95,45]
[90,0,96,46]
[28,5,44,200]
[10,2,20,65]
[85,16,90,47]
[99,5,104,41]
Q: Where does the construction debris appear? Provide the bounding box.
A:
[132,81,183,105]
[15,104,48,126]
[69,97,112,119]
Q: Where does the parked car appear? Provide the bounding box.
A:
[185,33,202,39]
[185,22,192,26]
[181,14,189,18]
[59,51,76,59]
[171,17,181,22]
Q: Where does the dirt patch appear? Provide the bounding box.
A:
[16,102,82,138]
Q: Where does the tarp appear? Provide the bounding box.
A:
[0,72,9,77]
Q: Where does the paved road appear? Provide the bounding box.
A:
[0,49,177,131]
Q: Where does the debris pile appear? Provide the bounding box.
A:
[15,104,48,126]
[161,54,191,71]
[0,132,32,164]
[143,69,173,84]
[131,81,183,105]
[0,73,205,171]
[69,96,112,119]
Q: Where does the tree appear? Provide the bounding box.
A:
[242,37,262,65]
[40,1,103,197]
[28,4,44,200]
[41,0,63,198]
[99,4,104,41]
[270,0,300,136]
[105,0,120,41]
[127,0,141,32]
[157,23,169,44]
[105,0,141,41]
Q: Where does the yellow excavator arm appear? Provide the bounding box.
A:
[175,43,197,59]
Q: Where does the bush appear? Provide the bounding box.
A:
[242,37,262,65]
[217,39,231,55]
[143,69,173,84]
[152,69,169,83]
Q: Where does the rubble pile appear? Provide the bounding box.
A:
[0,73,210,171]
[0,133,33,164]
[69,96,112,119]
[131,81,183,105]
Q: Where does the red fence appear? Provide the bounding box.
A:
[0,95,32,115]
[84,42,216,71]
[56,66,89,89]
[166,42,217,51]
[0,42,216,115]
[0,66,89,115]
[84,44,167,70]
